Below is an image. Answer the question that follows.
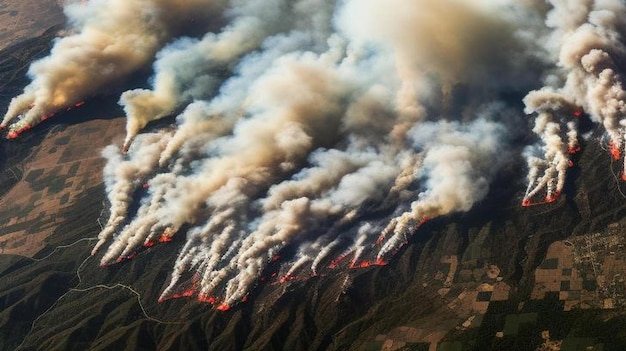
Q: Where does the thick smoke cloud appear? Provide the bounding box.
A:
[1,0,224,135]
[119,0,336,151]
[5,0,626,309]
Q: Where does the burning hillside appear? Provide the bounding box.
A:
[3,0,626,310]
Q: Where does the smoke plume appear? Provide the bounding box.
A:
[522,0,626,204]
[1,0,224,135]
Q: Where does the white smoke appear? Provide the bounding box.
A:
[93,131,172,255]
[104,0,530,307]
[1,0,223,134]
[523,0,626,203]
[119,0,337,150]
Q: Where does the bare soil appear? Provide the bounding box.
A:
[0,0,63,51]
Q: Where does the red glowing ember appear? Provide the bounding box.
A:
[329,254,348,269]
[6,124,32,139]
[609,142,621,160]
[158,234,173,243]
[217,303,230,311]
[142,182,150,189]
[573,110,582,117]
[279,275,297,284]
[171,289,195,299]
[568,145,581,155]
[522,199,531,207]
[358,260,372,268]
[198,294,217,304]
[143,240,155,248]
[545,192,560,203]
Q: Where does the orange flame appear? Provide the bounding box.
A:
[358,260,372,268]
[217,303,230,311]
[568,145,581,155]
[329,253,349,269]
[158,235,173,243]
[6,124,32,139]
[609,141,621,160]
[171,289,195,299]
[545,191,560,203]
[279,275,296,284]
[198,294,216,304]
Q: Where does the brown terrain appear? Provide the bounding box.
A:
[0,0,63,51]
[0,0,125,258]
[0,116,125,256]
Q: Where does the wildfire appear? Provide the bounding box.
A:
[4,101,86,140]
[609,141,621,160]
[567,145,581,155]
[216,303,230,311]
[6,124,32,139]
[198,294,217,304]
[158,228,176,243]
